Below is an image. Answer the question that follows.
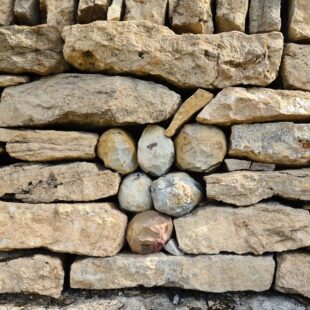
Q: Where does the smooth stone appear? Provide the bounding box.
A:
[107,0,123,20]
[250,162,276,171]
[14,0,40,25]
[174,202,310,255]
[164,239,184,256]
[151,172,202,217]
[78,0,110,23]
[224,159,251,171]
[0,0,14,25]
[126,210,173,254]
[0,75,29,87]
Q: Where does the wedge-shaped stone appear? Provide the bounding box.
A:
[0,74,181,128]
[0,75,29,87]
[0,0,14,25]
[197,88,310,126]
[14,0,41,25]
[0,25,67,75]
[174,203,310,255]
[71,253,275,292]
[205,169,310,206]
[78,0,110,24]
[0,162,120,203]
[0,254,64,298]
[0,201,127,256]
[229,123,310,165]
[62,21,284,89]
[0,129,98,161]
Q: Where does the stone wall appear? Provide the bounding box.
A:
[0,0,309,305]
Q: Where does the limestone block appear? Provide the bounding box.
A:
[0,75,29,87]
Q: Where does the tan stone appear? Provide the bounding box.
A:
[0,74,181,128]
[229,122,310,165]
[0,201,127,257]
[282,44,310,91]
[250,162,276,171]
[0,162,120,203]
[0,254,64,298]
[14,0,40,25]
[78,0,110,23]
[275,252,310,298]
[62,21,284,89]
[0,0,14,25]
[197,88,310,126]
[0,145,4,155]
[107,0,123,21]
[126,210,173,254]
[0,128,98,161]
[305,205,310,210]
[205,169,310,206]
[71,253,275,292]
[174,203,310,255]
[0,75,29,87]
[165,89,214,137]
[168,0,178,21]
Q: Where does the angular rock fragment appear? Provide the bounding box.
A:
[0,201,127,256]
[205,169,310,206]
[0,74,181,128]
[0,162,120,203]
[62,21,284,89]
[70,253,275,292]
[174,203,310,255]
[164,239,184,256]
[0,0,14,25]
[0,75,29,87]
[250,162,276,171]
[78,0,110,23]
[224,159,251,171]
[14,0,41,25]
[107,0,123,20]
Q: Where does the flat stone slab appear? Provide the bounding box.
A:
[62,21,283,89]
[0,74,181,128]
[174,203,310,255]
[70,253,275,293]
[0,201,127,256]
[224,159,275,172]
[0,75,29,87]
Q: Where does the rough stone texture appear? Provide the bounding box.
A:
[151,172,202,217]
[14,0,40,25]
[164,239,184,256]
[205,169,310,206]
[0,75,29,87]
[229,122,310,165]
[174,203,310,255]
[172,0,213,34]
[138,125,175,177]
[107,0,123,20]
[165,89,214,138]
[0,162,121,203]
[0,129,98,161]
[216,0,248,32]
[78,0,110,23]
[71,253,275,292]
[0,201,127,256]
[0,74,181,128]
[197,87,310,126]
[118,172,153,213]
[124,0,167,25]
[0,254,64,298]
[224,159,251,171]
[97,129,138,175]
[282,44,310,91]
[275,252,310,298]
[126,210,173,254]
[250,162,276,171]
[62,21,284,89]
[168,0,178,21]
[0,0,14,25]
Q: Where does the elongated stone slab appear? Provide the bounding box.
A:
[0,74,181,128]
[0,254,64,298]
[0,162,120,203]
[205,169,310,206]
[0,25,67,75]
[0,75,29,87]
[174,203,310,255]
[0,129,98,161]
[71,253,275,292]
[62,21,284,89]
[229,122,310,165]
[197,88,310,126]
[0,201,127,256]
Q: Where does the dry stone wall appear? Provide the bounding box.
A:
[0,0,309,304]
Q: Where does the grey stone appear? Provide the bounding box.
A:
[164,239,184,256]
[78,0,110,23]
[14,0,40,25]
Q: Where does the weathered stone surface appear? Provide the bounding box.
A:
[0,162,120,203]
[165,89,214,138]
[224,159,251,171]
[138,125,175,177]
[0,254,64,298]
[78,0,110,23]
[197,87,310,126]
[126,210,173,254]
[275,252,310,298]
[0,75,29,87]
[97,129,138,174]
[151,172,202,217]
[282,44,310,91]
[71,253,275,292]
[0,128,98,161]
[250,162,276,171]
[0,0,14,25]
[107,0,123,20]
[124,0,167,25]
[0,201,127,256]
[174,203,310,255]
[62,21,284,89]
[216,0,248,32]
[229,123,310,165]
[164,239,184,256]
[172,0,213,34]
[168,0,178,21]
[205,169,310,206]
[0,74,181,128]
[118,172,153,213]
[14,0,40,25]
